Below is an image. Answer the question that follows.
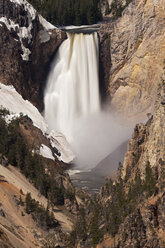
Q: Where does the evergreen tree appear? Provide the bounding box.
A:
[28,0,102,26]
[89,204,103,247]
[143,161,157,197]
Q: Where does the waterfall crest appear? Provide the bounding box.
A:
[44,32,100,141]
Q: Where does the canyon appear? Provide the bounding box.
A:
[0,0,164,247]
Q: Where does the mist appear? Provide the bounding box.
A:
[44,32,134,171]
[69,110,133,170]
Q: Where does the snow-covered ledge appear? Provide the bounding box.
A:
[48,131,75,164]
[0,83,75,164]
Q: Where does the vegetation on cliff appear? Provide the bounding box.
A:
[100,161,158,238]
[28,0,102,26]
[25,192,59,229]
[0,110,75,207]
[105,0,132,18]
[67,200,103,248]
[66,159,159,247]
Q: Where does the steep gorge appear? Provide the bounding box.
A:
[0,0,165,247]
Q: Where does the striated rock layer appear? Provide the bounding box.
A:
[0,0,66,111]
[98,0,165,120]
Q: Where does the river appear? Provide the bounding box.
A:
[68,169,105,195]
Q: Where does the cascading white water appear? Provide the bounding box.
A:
[44,32,100,141]
[44,31,132,170]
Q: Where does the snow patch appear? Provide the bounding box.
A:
[19,24,33,42]
[0,17,19,30]
[39,15,55,30]
[39,144,55,161]
[0,17,32,42]
[4,113,21,123]
[1,0,37,61]
[3,0,57,58]
[0,83,75,164]
[48,131,75,164]
[39,30,50,43]
[0,83,47,133]
[9,0,36,20]
[21,46,31,60]
[0,17,31,61]
[38,15,56,43]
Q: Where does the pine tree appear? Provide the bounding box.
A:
[25,192,32,214]
[144,161,157,197]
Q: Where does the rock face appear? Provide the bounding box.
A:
[99,0,125,18]
[117,81,165,247]
[93,140,128,176]
[99,23,112,101]
[97,3,165,245]
[122,79,165,177]
[97,78,165,248]
[116,195,165,248]
[98,0,165,120]
[0,0,66,111]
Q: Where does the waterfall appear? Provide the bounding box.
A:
[44,32,100,141]
[44,31,132,170]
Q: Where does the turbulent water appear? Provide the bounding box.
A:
[44,32,100,141]
[69,170,105,194]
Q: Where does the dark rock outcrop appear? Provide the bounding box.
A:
[0,0,66,111]
[98,23,112,102]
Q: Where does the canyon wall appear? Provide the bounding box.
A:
[119,80,165,247]
[97,1,165,246]
[0,0,66,111]
[99,0,165,121]
[1,0,164,119]
[97,76,165,248]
